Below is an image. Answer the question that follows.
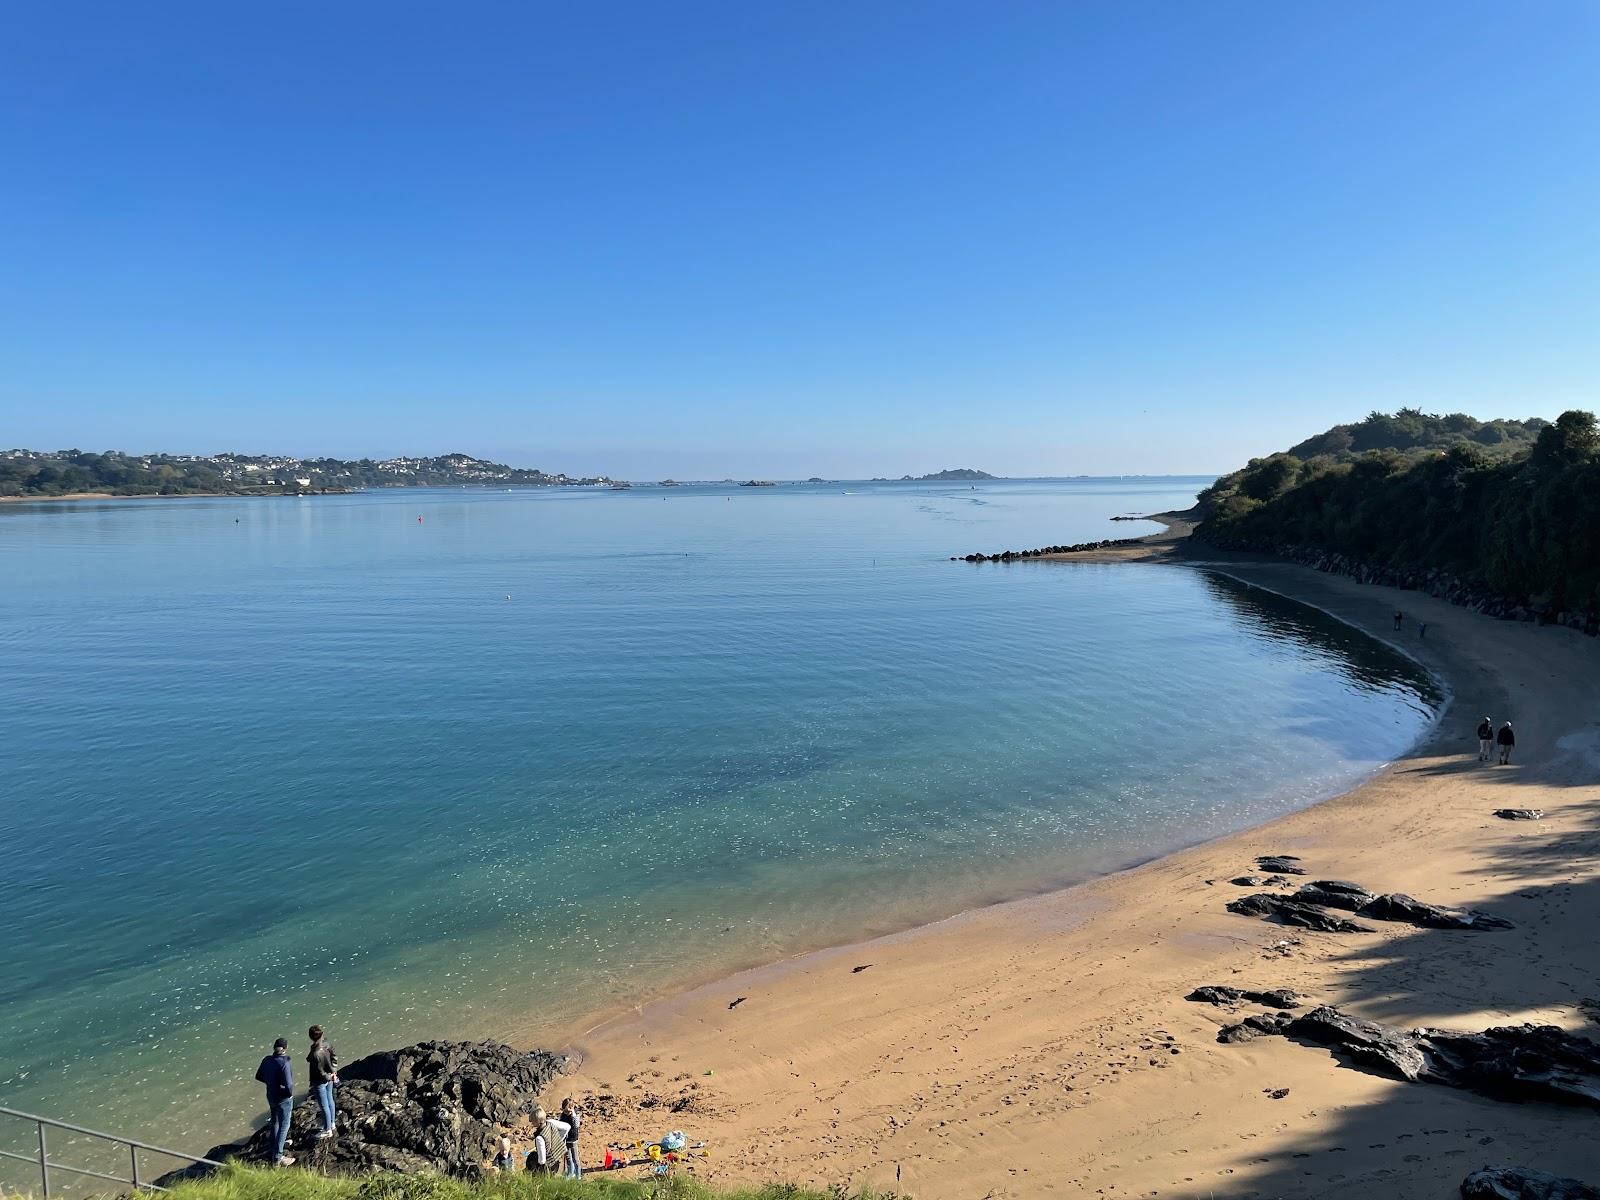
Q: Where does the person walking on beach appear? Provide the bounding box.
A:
[526,1107,570,1174]
[1497,721,1516,765]
[307,1025,339,1140]
[1393,610,1404,631]
[559,1097,582,1178]
[254,1038,296,1167]
[1477,717,1495,762]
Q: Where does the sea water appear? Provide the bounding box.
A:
[0,478,1435,1172]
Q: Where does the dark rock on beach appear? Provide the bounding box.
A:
[161,1040,566,1184]
[1292,880,1377,910]
[1462,1164,1600,1199]
[1226,893,1374,933]
[1257,881,1515,931]
[1255,856,1308,875]
[1494,808,1545,821]
[1215,1004,1600,1108]
[1356,891,1515,930]
[1187,985,1306,1009]
[1216,1012,1294,1043]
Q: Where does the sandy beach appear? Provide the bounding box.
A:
[556,543,1600,1198]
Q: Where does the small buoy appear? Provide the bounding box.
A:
[505,595,512,601]
[417,516,423,522]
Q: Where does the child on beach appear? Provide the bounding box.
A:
[493,1135,514,1171]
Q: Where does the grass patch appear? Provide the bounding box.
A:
[155,1163,898,1200]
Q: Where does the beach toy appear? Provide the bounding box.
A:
[647,1145,662,1161]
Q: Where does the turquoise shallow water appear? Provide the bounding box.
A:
[0,478,1436,1170]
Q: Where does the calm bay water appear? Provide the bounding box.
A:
[0,478,1436,1167]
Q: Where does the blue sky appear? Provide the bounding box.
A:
[2,2,1596,478]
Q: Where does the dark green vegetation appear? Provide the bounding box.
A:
[905,468,995,481]
[1196,408,1600,612]
[162,1163,889,1200]
[0,450,597,498]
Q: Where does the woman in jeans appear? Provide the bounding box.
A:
[307,1025,339,1139]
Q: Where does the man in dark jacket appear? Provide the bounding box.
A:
[307,1025,339,1139]
[1497,721,1516,765]
[1476,717,1494,762]
[254,1038,296,1166]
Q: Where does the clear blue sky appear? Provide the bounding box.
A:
[2,2,1596,479]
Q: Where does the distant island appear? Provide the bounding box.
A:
[0,449,606,499]
[873,467,997,482]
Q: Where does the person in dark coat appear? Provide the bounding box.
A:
[1476,717,1495,762]
[1496,721,1516,765]
[254,1038,296,1166]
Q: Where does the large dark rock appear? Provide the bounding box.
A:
[1461,1165,1600,1199]
[1289,882,1514,931]
[1357,892,1515,931]
[1216,1012,1294,1043]
[1287,1006,1431,1081]
[1255,856,1307,876]
[1494,809,1544,821]
[1226,893,1374,933]
[1293,881,1377,911]
[160,1040,566,1185]
[1186,985,1305,1009]
[1213,1003,1600,1109]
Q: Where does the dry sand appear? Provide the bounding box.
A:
[555,545,1600,1198]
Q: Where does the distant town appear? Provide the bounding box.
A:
[0,448,608,498]
[0,450,1021,500]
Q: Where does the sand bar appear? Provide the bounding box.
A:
[556,545,1600,1199]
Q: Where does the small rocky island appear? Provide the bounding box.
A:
[905,467,995,481]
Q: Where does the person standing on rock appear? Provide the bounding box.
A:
[526,1107,570,1174]
[254,1037,296,1167]
[559,1097,582,1178]
[307,1025,339,1140]
[1477,716,1495,762]
[1497,721,1516,765]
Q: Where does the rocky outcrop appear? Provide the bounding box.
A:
[1194,538,1600,635]
[1226,893,1374,933]
[160,1040,566,1184]
[1358,891,1514,930]
[1185,985,1305,1009]
[1216,1012,1294,1043]
[952,537,1146,562]
[1462,1165,1600,1199]
[1289,881,1514,930]
[1255,855,1307,876]
[1230,880,1513,933]
[1214,1005,1600,1108]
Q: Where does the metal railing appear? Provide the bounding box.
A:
[0,1106,223,1196]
